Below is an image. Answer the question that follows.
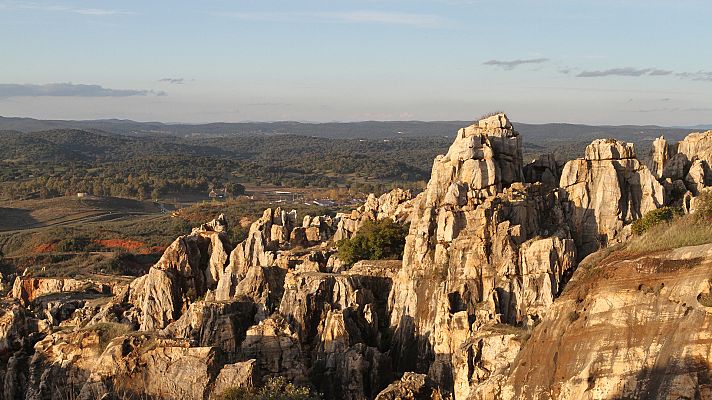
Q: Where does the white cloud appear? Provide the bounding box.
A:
[0,1,133,16]
[0,83,165,98]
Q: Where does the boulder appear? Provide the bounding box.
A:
[375,372,444,400]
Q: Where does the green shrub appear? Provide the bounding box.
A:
[336,219,408,264]
[632,207,679,235]
[217,377,321,400]
[626,214,712,254]
[695,191,712,220]
[55,235,101,252]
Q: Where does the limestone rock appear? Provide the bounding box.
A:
[334,188,414,241]
[388,116,575,397]
[474,244,712,399]
[209,360,258,399]
[685,159,712,195]
[79,335,228,400]
[129,221,231,331]
[650,136,668,179]
[26,329,105,400]
[676,130,712,165]
[312,310,393,399]
[662,152,689,181]
[375,372,444,400]
[238,316,308,384]
[1,300,38,399]
[584,138,636,160]
[12,277,113,305]
[523,154,560,187]
[162,300,256,358]
[453,329,522,399]
[560,139,665,256]
[215,208,284,301]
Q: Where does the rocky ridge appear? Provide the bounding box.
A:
[1,115,711,400]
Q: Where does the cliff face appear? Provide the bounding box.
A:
[388,114,576,398]
[2,115,712,400]
[560,139,665,257]
[471,245,712,400]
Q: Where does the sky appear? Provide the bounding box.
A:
[0,0,711,125]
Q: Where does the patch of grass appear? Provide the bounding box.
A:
[626,214,712,254]
[84,322,133,350]
[217,377,321,400]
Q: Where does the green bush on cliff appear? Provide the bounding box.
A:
[218,377,321,400]
[694,191,712,220]
[631,207,679,235]
[336,219,408,264]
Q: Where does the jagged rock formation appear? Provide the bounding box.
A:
[4,115,712,400]
[387,113,576,398]
[11,276,119,305]
[78,335,254,400]
[375,372,443,400]
[334,188,414,241]
[523,154,561,188]
[111,215,234,331]
[657,130,712,201]
[560,138,665,256]
[650,136,668,179]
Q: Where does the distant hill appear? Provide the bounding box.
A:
[0,116,697,145]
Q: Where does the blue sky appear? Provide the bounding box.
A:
[1,0,710,125]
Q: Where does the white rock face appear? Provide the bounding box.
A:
[333,188,414,241]
[676,130,712,164]
[387,114,576,398]
[650,136,668,179]
[584,139,636,161]
[560,139,665,256]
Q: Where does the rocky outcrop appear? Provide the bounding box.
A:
[11,276,115,305]
[523,154,561,187]
[375,372,444,400]
[127,217,231,331]
[238,316,308,385]
[78,335,255,400]
[25,328,106,400]
[685,159,712,196]
[471,243,712,400]
[334,188,414,241]
[388,114,576,397]
[657,130,712,199]
[560,138,665,256]
[162,300,256,358]
[676,130,712,166]
[1,300,39,399]
[650,136,668,179]
[5,113,712,400]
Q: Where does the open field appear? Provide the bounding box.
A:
[0,194,349,278]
